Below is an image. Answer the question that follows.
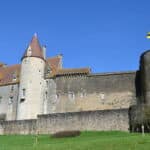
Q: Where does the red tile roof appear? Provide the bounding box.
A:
[22,34,44,60]
[0,56,62,86]
[0,56,90,86]
[0,64,20,85]
[47,56,62,70]
[54,68,91,76]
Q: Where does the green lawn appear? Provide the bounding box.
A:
[0,131,150,150]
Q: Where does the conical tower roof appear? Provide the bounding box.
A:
[21,34,44,60]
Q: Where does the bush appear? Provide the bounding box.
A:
[51,130,81,138]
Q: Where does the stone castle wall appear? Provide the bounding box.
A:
[0,119,36,135]
[0,84,19,121]
[0,109,129,135]
[0,71,137,122]
[48,72,137,113]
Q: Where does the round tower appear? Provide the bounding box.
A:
[17,34,45,120]
[140,50,150,105]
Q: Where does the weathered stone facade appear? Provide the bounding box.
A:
[51,72,137,113]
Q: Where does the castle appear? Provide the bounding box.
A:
[0,34,150,134]
[0,34,91,120]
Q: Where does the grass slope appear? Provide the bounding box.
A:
[0,131,150,150]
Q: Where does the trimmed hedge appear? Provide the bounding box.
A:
[52,130,81,138]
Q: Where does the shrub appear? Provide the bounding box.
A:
[51,130,81,138]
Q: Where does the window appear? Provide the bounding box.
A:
[100,93,105,100]
[68,92,75,100]
[8,96,13,105]
[20,98,25,103]
[22,88,26,97]
[46,81,48,86]
[11,85,14,92]
[56,94,60,99]
[80,93,84,98]
[0,96,2,103]
[47,67,50,73]
[24,59,27,63]
[45,91,48,99]
[80,92,86,98]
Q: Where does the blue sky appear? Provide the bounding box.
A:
[0,0,150,73]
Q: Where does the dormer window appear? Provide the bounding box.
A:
[12,73,17,81]
[27,47,32,56]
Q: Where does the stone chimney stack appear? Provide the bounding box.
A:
[42,46,46,60]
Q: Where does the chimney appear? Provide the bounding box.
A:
[57,54,63,69]
[42,45,46,59]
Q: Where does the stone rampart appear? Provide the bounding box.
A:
[0,109,129,135]
[0,119,36,135]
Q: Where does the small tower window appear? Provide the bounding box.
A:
[24,59,27,64]
[46,80,48,86]
[22,88,26,97]
[20,98,25,103]
[45,91,48,99]
[8,96,13,105]
[20,88,26,103]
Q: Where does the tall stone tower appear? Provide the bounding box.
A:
[140,50,150,105]
[17,34,45,120]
